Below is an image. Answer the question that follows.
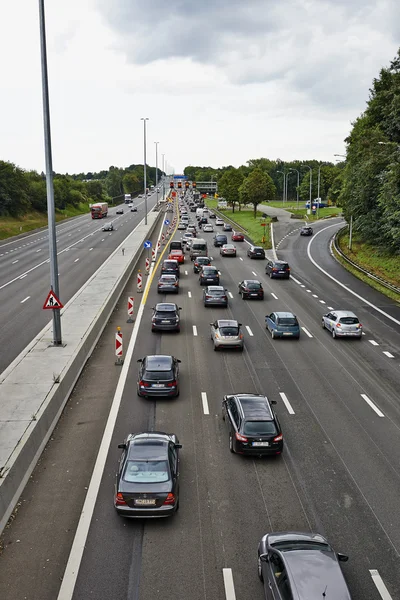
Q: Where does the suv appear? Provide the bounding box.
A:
[258,532,351,600]
[161,260,180,278]
[199,265,220,285]
[151,303,181,332]
[265,260,290,279]
[213,234,228,247]
[137,355,181,398]
[221,394,283,455]
[322,310,363,339]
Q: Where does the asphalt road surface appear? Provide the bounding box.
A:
[0,201,399,600]
[0,192,159,374]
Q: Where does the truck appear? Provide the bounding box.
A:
[91,202,108,219]
[124,194,131,203]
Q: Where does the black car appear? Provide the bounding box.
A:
[209,212,216,219]
[247,245,265,259]
[222,394,283,455]
[114,431,181,518]
[199,265,220,285]
[300,225,313,236]
[223,223,232,231]
[131,206,137,212]
[193,256,213,273]
[238,279,264,299]
[214,234,228,247]
[265,259,290,279]
[161,259,180,278]
[137,355,180,397]
[203,285,228,307]
[151,303,181,332]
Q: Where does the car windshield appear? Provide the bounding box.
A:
[243,421,277,436]
[203,268,217,274]
[198,258,210,264]
[247,282,261,289]
[277,318,298,326]
[144,369,174,380]
[339,317,359,324]
[209,290,224,296]
[193,243,207,250]
[219,326,239,336]
[273,540,331,553]
[163,263,177,269]
[155,311,176,318]
[123,460,169,484]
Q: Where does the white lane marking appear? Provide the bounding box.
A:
[36,249,42,253]
[19,274,27,279]
[12,259,19,264]
[301,326,313,338]
[185,270,188,275]
[228,292,233,298]
[300,284,305,288]
[245,326,254,336]
[68,234,71,237]
[74,258,80,263]
[369,340,379,346]
[279,392,295,415]
[20,296,30,303]
[319,300,326,304]
[306,289,312,293]
[369,569,393,600]
[201,392,209,415]
[328,306,334,310]
[361,394,384,418]
[308,226,400,326]
[312,294,318,298]
[188,291,192,298]
[89,248,93,251]
[383,351,394,358]
[239,257,243,261]
[251,271,258,276]
[271,292,278,300]
[223,568,237,600]
[193,325,198,336]
[101,238,105,242]
[290,275,302,285]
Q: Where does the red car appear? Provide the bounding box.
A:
[232,231,244,242]
[168,249,185,264]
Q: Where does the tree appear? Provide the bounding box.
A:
[105,167,123,198]
[123,172,140,195]
[217,168,245,212]
[239,168,276,217]
[0,161,30,216]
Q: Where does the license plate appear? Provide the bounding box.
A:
[279,271,286,274]
[283,332,292,336]
[251,293,258,296]
[207,278,214,281]
[161,320,171,323]
[252,442,269,447]
[152,384,164,388]
[135,498,156,506]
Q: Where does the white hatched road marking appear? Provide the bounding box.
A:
[74,258,80,263]
[369,569,393,600]
[290,275,302,284]
[383,351,394,358]
[361,394,384,417]
[201,392,209,415]
[251,271,258,276]
[328,306,334,310]
[239,257,243,261]
[20,296,30,303]
[279,392,295,415]
[245,326,254,336]
[228,292,233,298]
[188,291,192,298]
[12,260,19,264]
[301,326,313,338]
[223,568,236,600]
[271,293,278,300]
[193,325,198,336]
[369,340,379,346]
[319,300,326,304]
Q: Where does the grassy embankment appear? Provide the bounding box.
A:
[266,201,341,220]
[205,198,271,248]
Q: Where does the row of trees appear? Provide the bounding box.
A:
[72,164,162,199]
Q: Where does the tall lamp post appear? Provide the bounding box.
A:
[276,170,286,203]
[316,162,328,219]
[154,141,159,207]
[289,168,300,209]
[39,0,62,345]
[141,117,149,225]
[162,153,165,200]
[301,164,312,212]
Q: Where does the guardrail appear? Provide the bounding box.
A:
[333,227,400,295]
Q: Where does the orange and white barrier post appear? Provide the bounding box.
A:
[157,240,161,252]
[127,297,134,323]
[161,233,166,245]
[152,247,156,262]
[137,270,143,293]
[145,256,150,275]
[115,326,124,366]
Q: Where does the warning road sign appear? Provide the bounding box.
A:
[43,290,63,310]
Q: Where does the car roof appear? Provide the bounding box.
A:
[155,303,177,311]
[215,234,227,237]
[217,319,239,327]
[251,246,263,249]
[223,244,235,247]
[202,265,218,270]
[163,259,179,265]
[206,285,224,291]
[273,260,289,265]
[159,274,177,279]
[196,256,211,261]
[170,249,183,253]
[331,310,358,318]
[231,394,273,419]
[273,312,296,318]
[145,355,174,370]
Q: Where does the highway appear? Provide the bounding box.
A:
[0,197,399,600]
[0,192,160,374]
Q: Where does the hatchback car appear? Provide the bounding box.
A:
[232,231,244,242]
[199,265,220,285]
[322,310,363,339]
[114,431,181,518]
[223,223,232,231]
[151,303,181,332]
[177,222,187,230]
[300,225,313,236]
[220,244,237,257]
[161,259,180,278]
[265,260,290,279]
[157,274,179,294]
[214,234,228,247]
[257,532,351,600]
[266,312,300,339]
[222,394,283,455]
[116,208,124,214]
[193,256,213,274]
[247,246,265,259]
[209,212,216,219]
[210,320,243,351]
[215,217,224,226]
[137,355,180,397]
[238,280,264,300]
[182,232,194,246]
[202,224,214,233]
[203,286,228,307]
[102,223,114,231]
[168,249,185,264]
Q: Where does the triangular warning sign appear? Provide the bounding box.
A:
[43,290,64,310]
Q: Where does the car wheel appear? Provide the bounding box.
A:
[213,344,218,351]
[175,388,180,397]
[229,432,234,453]
[322,319,326,329]
[257,555,264,582]
[332,329,336,339]
[271,330,275,339]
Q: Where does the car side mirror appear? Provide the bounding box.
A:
[137,358,143,363]
[337,553,349,562]
[174,443,182,449]
[270,400,277,405]
[118,443,127,449]
[259,553,269,563]
[177,359,181,363]
[179,307,182,310]
[239,323,242,327]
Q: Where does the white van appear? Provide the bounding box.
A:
[190,238,208,260]
[196,208,204,218]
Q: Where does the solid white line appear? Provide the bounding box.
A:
[239,257,243,261]
[188,291,192,298]
[319,300,326,304]
[12,260,19,264]
[279,392,295,415]
[369,569,393,600]
[369,340,379,346]
[361,394,385,417]
[228,292,233,299]
[271,293,278,300]
[74,258,80,263]
[20,296,30,303]
[201,392,209,415]
[193,325,198,336]
[19,274,27,279]
[383,351,394,358]
[290,275,302,285]
[301,326,313,338]
[245,326,254,336]
[251,271,258,276]
[223,568,236,600]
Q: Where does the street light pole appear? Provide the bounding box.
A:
[154,141,159,207]
[162,153,165,201]
[289,169,300,209]
[39,0,62,346]
[277,170,286,204]
[301,165,312,211]
[141,117,149,225]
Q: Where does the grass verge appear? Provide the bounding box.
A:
[205,199,271,248]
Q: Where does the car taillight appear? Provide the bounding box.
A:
[139,380,150,387]
[235,432,248,442]
[115,492,126,505]
[166,380,177,387]
[163,493,175,505]
[274,434,283,442]
[206,295,212,299]
[357,323,362,328]
[272,268,278,272]
[336,323,342,328]
[243,287,249,292]
[174,282,178,286]
[239,334,243,339]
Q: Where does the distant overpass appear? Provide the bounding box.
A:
[194,181,218,193]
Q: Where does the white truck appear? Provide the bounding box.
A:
[196,208,204,218]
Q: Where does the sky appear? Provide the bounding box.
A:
[0,0,399,175]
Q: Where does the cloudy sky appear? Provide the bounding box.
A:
[0,0,398,174]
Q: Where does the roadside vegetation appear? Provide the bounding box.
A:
[206,198,271,248]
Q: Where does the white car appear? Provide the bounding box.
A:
[128,203,133,208]
[215,217,224,226]
[202,224,214,232]
[322,310,363,339]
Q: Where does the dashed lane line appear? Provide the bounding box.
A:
[251,271,258,277]
[223,569,237,600]
[369,340,379,346]
[290,275,302,285]
[301,326,313,338]
[74,258,80,263]
[361,394,385,417]
[383,351,394,358]
[279,392,295,415]
[201,392,209,415]
[369,569,393,600]
[271,293,278,300]
[20,296,30,303]
[312,294,318,298]
[228,292,233,299]
[319,300,326,304]
[193,325,198,336]
[188,291,192,298]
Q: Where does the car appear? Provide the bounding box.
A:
[137,355,180,397]
[157,274,179,294]
[199,265,220,285]
[151,303,181,332]
[177,222,187,230]
[168,249,185,264]
[300,225,313,236]
[116,208,124,214]
[182,232,194,246]
[265,260,290,279]
[130,206,137,212]
[203,285,228,307]
[187,225,197,237]
[128,203,133,208]
[220,244,236,257]
[161,259,180,278]
[238,279,264,300]
[322,310,363,339]
[138,194,143,198]
[200,216,208,225]
[202,224,214,233]
[222,394,283,455]
[232,231,244,242]
[169,241,183,253]
[214,234,228,247]
[215,217,224,226]
[193,256,213,274]
[247,246,265,259]
[257,532,351,600]
[190,205,197,212]
[210,320,243,351]
[114,431,182,518]
[102,223,114,231]
[209,212,216,219]
[223,223,232,232]
[266,312,300,339]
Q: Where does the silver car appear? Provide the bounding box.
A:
[220,244,237,257]
[210,319,244,351]
[322,310,362,339]
[203,224,214,233]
